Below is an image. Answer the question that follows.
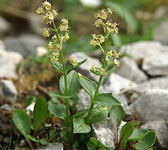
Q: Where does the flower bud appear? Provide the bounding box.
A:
[48,42,54,50]
[61,19,68,25]
[59,24,68,32]
[52,10,58,18]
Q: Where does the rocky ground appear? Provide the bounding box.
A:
[0,9,168,149]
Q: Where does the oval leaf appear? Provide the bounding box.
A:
[94,93,120,106]
[110,105,125,127]
[48,101,66,120]
[60,70,80,96]
[12,109,31,136]
[73,117,91,133]
[135,131,156,150]
[78,73,97,98]
[119,122,134,150]
[33,97,49,131]
[129,129,149,141]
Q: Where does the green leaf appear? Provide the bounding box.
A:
[40,139,49,145]
[78,73,97,98]
[94,93,120,106]
[12,109,31,136]
[119,122,134,150]
[72,109,89,117]
[73,117,91,133]
[90,106,109,123]
[110,105,125,127]
[129,129,149,141]
[87,137,107,150]
[25,96,36,107]
[33,97,49,131]
[49,90,72,99]
[105,1,137,32]
[27,135,40,143]
[135,131,156,150]
[48,101,66,120]
[52,62,63,72]
[60,70,80,96]
[67,59,87,71]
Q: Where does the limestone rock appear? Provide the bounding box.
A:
[130,89,168,123]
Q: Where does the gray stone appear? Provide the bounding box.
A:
[92,118,115,148]
[130,89,168,123]
[4,34,45,57]
[141,120,168,147]
[120,41,168,61]
[0,40,5,50]
[28,13,42,35]
[39,143,63,150]
[116,57,148,83]
[142,53,168,76]
[104,73,137,95]
[154,6,168,19]
[0,57,17,78]
[0,104,11,111]
[0,17,11,35]
[133,77,168,93]
[70,52,101,82]
[3,137,10,144]
[0,80,17,101]
[92,118,126,149]
[153,21,168,45]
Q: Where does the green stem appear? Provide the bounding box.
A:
[52,21,73,145]
[86,30,109,124]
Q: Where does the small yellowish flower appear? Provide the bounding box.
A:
[55,44,61,50]
[96,9,108,20]
[90,39,97,46]
[42,28,50,38]
[114,59,120,66]
[53,51,59,57]
[51,10,58,18]
[107,50,113,58]
[50,55,58,63]
[94,19,103,28]
[59,24,68,32]
[52,35,57,42]
[42,1,51,11]
[91,64,97,71]
[106,8,112,14]
[69,56,78,66]
[36,7,44,15]
[48,42,54,50]
[62,33,70,42]
[61,19,68,25]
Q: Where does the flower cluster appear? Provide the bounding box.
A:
[91,65,107,76]
[90,8,118,47]
[69,56,78,66]
[106,50,120,66]
[37,1,70,64]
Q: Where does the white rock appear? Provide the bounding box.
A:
[0,80,17,101]
[130,89,168,123]
[153,21,168,45]
[79,0,101,7]
[92,118,126,148]
[70,52,101,82]
[0,57,17,78]
[0,17,11,35]
[116,57,148,83]
[142,53,168,76]
[141,120,168,147]
[120,41,168,61]
[36,46,48,57]
[105,73,137,94]
[92,118,115,148]
[133,77,168,93]
[0,49,23,64]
